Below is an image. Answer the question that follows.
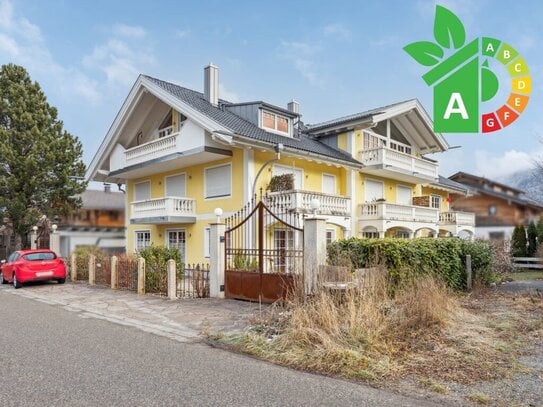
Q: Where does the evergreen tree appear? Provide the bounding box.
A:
[527,222,538,257]
[537,216,543,246]
[510,225,527,258]
[0,64,87,249]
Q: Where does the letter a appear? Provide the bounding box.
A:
[443,93,469,119]
[485,43,494,53]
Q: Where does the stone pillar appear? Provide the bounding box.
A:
[49,232,60,255]
[30,229,38,250]
[137,257,146,295]
[303,216,327,295]
[167,259,177,300]
[209,223,226,298]
[88,254,96,285]
[110,255,118,289]
[70,253,77,281]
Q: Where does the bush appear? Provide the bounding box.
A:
[527,222,538,257]
[537,216,543,246]
[138,245,183,293]
[510,225,527,257]
[327,238,495,290]
[72,245,107,281]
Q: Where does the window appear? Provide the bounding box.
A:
[135,231,151,251]
[322,174,336,195]
[167,230,186,261]
[272,165,303,189]
[430,195,441,209]
[395,231,410,239]
[362,232,379,239]
[204,227,211,258]
[165,174,186,197]
[205,164,231,198]
[489,231,505,240]
[326,229,336,245]
[274,229,295,272]
[488,204,497,216]
[23,252,56,261]
[261,110,290,135]
[364,179,384,202]
[134,181,151,202]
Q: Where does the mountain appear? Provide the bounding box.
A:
[498,169,543,204]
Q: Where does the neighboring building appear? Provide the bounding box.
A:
[85,64,475,264]
[449,172,543,240]
[57,187,126,257]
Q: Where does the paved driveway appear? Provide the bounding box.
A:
[497,280,543,294]
[0,282,262,342]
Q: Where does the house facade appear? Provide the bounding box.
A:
[449,172,543,240]
[86,65,475,264]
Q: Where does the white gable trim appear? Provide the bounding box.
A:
[85,75,232,182]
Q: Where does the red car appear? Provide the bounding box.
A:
[0,249,66,289]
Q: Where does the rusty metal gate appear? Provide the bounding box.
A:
[224,198,303,303]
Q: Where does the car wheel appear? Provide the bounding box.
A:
[57,278,65,284]
[13,273,22,289]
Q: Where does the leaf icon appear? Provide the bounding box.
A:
[403,41,444,66]
[433,5,466,49]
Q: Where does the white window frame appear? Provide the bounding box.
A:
[326,228,336,245]
[204,227,211,258]
[165,229,186,262]
[135,230,151,251]
[272,164,304,190]
[364,178,385,202]
[260,109,291,137]
[204,163,232,200]
[133,180,151,202]
[362,231,379,239]
[430,194,441,210]
[322,173,337,195]
[165,172,187,198]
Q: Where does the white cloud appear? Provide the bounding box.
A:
[370,35,400,47]
[474,148,543,179]
[175,28,191,39]
[0,0,100,103]
[113,23,146,39]
[218,83,239,103]
[323,23,350,40]
[279,40,324,88]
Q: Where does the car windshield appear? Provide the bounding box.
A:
[23,252,57,261]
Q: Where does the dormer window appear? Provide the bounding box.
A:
[262,110,290,136]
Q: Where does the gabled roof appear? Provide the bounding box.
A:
[141,76,361,166]
[449,171,524,194]
[432,175,469,194]
[80,190,125,211]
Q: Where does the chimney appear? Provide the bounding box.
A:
[287,99,300,114]
[104,183,111,193]
[204,63,219,106]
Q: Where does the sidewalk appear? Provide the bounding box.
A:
[2,283,263,343]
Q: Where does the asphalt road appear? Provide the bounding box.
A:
[0,288,439,407]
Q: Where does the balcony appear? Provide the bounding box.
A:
[360,202,439,223]
[265,190,351,216]
[359,148,438,182]
[130,197,196,224]
[439,211,475,226]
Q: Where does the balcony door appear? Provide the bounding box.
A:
[364,179,384,202]
[396,185,412,206]
[167,229,186,262]
[165,174,186,197]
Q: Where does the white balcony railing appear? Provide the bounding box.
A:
[358,147,438,179]
[439,211,475,226]
[124,132,179,168]
[360,202,439,223]
[131,197,196,221]
[265,190,351,216]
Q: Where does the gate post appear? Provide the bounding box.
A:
[209,215,226,299]
[167,259,177,300]
[111,255,118,290]
[137,257,146,295]
[88,254,96,285]
[303,216,327,295]
[70,253,77,281]
[49,226,60,255]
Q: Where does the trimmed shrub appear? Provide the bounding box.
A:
[510,225,527,257]
[527,222,538,257]
[327,237,494,290]
[537,216,543,245]
[138,245,183,293]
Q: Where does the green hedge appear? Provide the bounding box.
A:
[139,245,184,293]
[327,238,495,289]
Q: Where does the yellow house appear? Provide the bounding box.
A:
[86,64,475,264]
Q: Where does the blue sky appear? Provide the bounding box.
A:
[1,0,542,184]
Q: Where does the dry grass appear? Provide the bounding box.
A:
[223,270,543,395]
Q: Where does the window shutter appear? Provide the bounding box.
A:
[166,174,186,197]
[322,174,336,195]
[134,182,151,201]
[205,165,231,198]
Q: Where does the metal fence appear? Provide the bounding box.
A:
[177,263,210,298]
[117,255,138,292]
